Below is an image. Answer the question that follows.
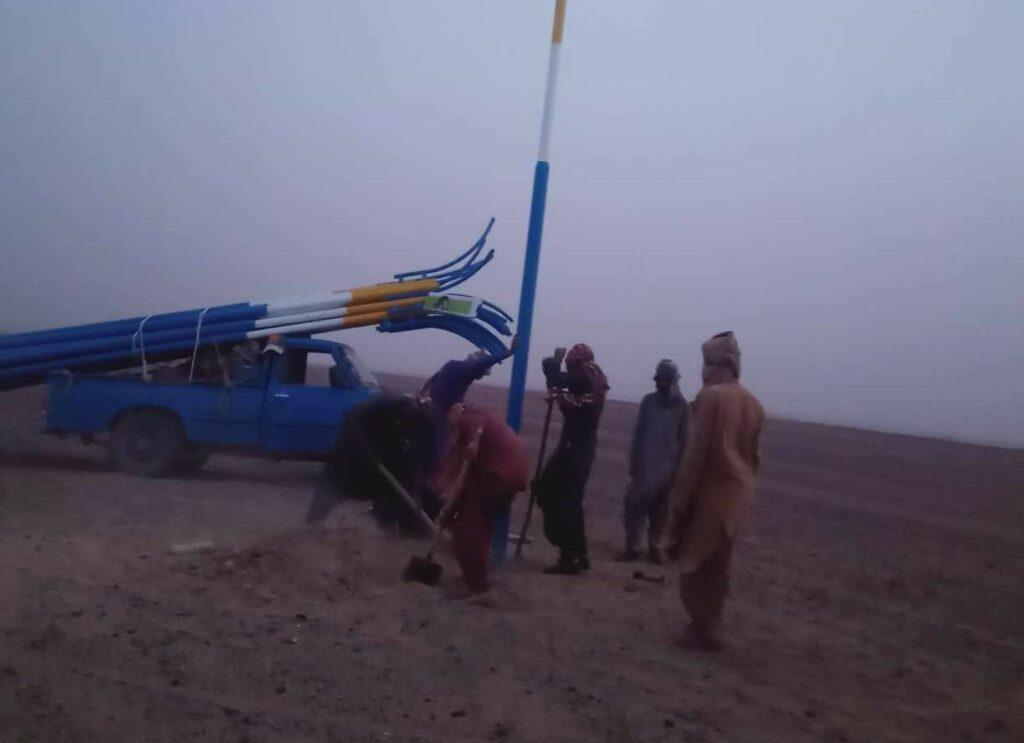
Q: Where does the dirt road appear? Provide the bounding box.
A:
[1,379,1022,742]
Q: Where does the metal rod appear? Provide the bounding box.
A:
[393,217,495,280]
[515,393,556,559]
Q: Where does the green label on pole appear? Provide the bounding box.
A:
[424,295,476,317]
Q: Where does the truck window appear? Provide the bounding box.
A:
[304,361,334,387]
[226,341,263,386]
[340,346,379,389]
[328,364,352,388]
[230,358,263,386]
[279,350,305,384]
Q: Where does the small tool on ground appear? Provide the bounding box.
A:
[168,540,215,555]
[632,570,666,585]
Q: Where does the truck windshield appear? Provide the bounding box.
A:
[340,346,379,389]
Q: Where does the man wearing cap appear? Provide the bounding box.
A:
[617,359,688,564]
[663,332,764,651]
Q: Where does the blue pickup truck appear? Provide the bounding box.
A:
[45,337,381,477]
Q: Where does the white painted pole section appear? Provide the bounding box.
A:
[244,316,351,340]
[253,307,348,329]
[537,41,562,163]
[265,291,354,317]
[263,281,435,317]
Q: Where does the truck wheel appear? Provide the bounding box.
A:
[175,447,210,476]
[110,409,184,478]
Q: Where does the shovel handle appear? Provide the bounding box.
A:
[422,509,450,562]
[423,452,476,560]
[375,462,438,537]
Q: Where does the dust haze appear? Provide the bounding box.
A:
[1,1,1021,446]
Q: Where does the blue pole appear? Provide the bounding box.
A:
[506,161,550,432]
[491,162,551,568]
[493,0,568,566]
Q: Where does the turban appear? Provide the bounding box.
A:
[566,343,609,393]
[702,331,741,377]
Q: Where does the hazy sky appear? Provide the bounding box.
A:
[1,1,1021,446]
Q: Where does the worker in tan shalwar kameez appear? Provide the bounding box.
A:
[663,331,764,651]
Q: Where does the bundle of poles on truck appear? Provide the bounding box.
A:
[0,219,513,390]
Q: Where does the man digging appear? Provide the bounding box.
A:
[435,403,529,596]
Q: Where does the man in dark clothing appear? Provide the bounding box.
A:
[412,341,514,517]
[618,359,688,564]
[306,394,439,533]
[419,342,515,455]
[305,342,513,529]
[536,344,609,575]
[420,344,513,414]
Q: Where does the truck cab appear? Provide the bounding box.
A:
[46,337,380,476]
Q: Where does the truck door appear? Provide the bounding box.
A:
[261,349,372,455]
[185,368,264,446]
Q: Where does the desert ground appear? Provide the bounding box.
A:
[1,376,1022,742]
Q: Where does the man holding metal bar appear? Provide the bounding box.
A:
[536,343,608,575]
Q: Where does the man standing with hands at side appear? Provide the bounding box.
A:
[663,332,764,651]
[618,359,688,564]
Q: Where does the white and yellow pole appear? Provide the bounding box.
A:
[506,0,567,433]
[498,0,568,564]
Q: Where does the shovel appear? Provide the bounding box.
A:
[375,461,438,537]
[402,447,475,586]
[402,517,448,585]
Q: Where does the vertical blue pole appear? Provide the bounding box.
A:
[493,0,567,566]
[491,165,552,568]
[506,161,550,433]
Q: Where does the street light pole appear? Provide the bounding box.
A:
[507,0,567,433]
[495,0,568,565]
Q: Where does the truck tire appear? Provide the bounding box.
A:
[110,409,184,478]
[175,447,210,476]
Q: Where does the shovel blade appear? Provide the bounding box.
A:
[403,555,442,586]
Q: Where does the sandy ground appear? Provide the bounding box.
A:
[1,375,1022,743]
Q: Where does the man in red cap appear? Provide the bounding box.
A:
[663,332,764,650]
[536,344,609,575]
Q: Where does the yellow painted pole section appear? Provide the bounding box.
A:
[339,310,392,329]
[551,0,567,44]
[344,278,439,304]
[342,296,424,318]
